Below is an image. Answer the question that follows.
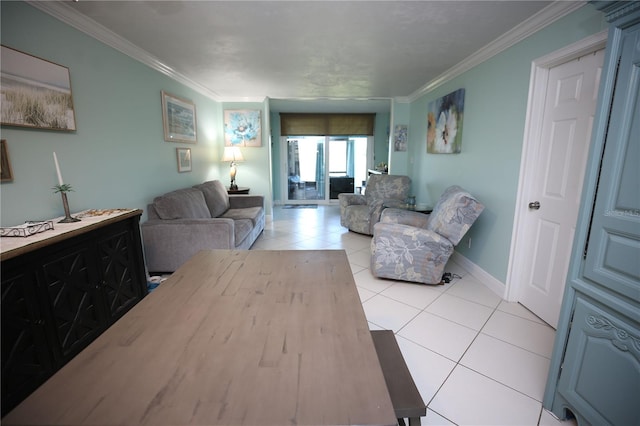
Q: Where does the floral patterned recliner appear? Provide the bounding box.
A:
[338,174,411,235]
[371,185,484,284]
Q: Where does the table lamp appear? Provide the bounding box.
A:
[222,147,244,190]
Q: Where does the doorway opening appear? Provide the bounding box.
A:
[286,136,370,203]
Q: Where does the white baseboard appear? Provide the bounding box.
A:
[451,252,506,299]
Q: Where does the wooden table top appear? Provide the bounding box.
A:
[4,250,396,426]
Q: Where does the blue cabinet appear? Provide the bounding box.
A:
[543,2,640,425]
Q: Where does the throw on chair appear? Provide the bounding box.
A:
[371,185,484,285]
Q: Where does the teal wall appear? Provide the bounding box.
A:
[269,111,283,201]
[0,1,225,226]
[404,5,606,284]
[373,113,390,168]
[389,101,411,177]
[221,101,273,215]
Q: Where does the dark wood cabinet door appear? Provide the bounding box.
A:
[1,266,54,416]
[96,223,145,322]
[40,245,106,363]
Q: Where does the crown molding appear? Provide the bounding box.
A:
[219,96,268,103]
[28,0,586,105]
[407,1,587,102]
[393,96,412,104]
[26,0,221,102]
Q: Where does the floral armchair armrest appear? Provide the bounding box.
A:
[380,208,430,229]
[338,193,367,227]
[371,222,454,285]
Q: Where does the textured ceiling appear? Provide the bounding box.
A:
[60,1,556,101]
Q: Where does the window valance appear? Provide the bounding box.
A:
[280,113,375,136]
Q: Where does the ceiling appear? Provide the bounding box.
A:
[34,1,579,104]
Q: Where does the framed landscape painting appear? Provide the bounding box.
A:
[161,91,197,144]
[1,45,77,131]
[224,110,261,147]
[1,140,13,182]
[427,88,465,154]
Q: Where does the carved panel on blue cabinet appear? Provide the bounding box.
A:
[554,296,640,425]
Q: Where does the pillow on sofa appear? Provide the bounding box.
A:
[193,180,230,218]
[154,188,211,220]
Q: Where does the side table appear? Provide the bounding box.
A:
[227,187,250,194]
[382,201,432,214]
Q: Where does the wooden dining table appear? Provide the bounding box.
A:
[3,249,396,425]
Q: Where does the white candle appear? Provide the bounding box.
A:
[53,152,64,186]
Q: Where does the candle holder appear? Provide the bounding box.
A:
[59,192,80,223]
[53,184,80,223]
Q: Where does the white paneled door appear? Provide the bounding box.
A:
[516,48,604,328]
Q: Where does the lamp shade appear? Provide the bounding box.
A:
[222,147,244,162]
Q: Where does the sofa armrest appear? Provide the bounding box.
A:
[380,208,430,229]
[141,218,236,272]
[229,194,264,209]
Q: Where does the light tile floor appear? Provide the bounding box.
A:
[252,205,577,426]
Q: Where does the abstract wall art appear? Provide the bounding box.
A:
[427,88,465,154]
[224,110,261,147]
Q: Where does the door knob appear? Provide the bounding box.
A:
[528,201,540,210]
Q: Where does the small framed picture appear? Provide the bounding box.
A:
[161,91,197,144]
[1,139,13,182]
[393,124,408,152]
[176,147,192,173]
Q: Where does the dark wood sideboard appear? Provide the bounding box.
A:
[1,210,148,416]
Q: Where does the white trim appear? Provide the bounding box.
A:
[532,30,609,68]
[405,1,585,102]
[451,252,506,299]
[26,0,222,101]
[29,0,584,105]
[505,31,608,302]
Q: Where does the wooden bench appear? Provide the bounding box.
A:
[371,330,427,426]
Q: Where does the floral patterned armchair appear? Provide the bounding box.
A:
[338,174,411,235]
[371,185,484,284]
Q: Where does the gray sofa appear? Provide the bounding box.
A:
[142,180,264,273]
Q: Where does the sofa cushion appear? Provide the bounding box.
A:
[221,206,264,227]
[153,188,211,220]
[194,180,230,218]
[233,218,254,246]
[427,185,484,245]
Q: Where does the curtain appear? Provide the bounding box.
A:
[288,139,300,177]
[346,139,355,177]
[315,142,325,197]
[280,113,375,136]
